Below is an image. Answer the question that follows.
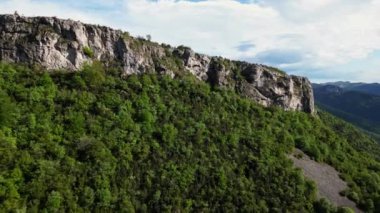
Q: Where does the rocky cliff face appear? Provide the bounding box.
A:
[0,14,314,113]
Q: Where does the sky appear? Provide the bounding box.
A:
[1,0,380,83]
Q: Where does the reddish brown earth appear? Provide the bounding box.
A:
[289,149,361,213]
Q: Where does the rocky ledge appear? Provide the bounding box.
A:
[0,14,314,113]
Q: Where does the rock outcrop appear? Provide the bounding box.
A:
[0,14,314,113]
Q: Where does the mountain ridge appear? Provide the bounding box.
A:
[313,83,380,140]
[0,13,314,113]
[314,81,380,96]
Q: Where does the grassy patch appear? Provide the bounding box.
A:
[83,46,94,58]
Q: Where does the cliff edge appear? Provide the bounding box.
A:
[0,14,314,113]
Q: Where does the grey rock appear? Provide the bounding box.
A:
[0,14,314,113]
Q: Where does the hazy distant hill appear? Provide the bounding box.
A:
[313,82,380,141]
[315,81,380,96]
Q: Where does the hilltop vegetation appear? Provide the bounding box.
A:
[0,62,379,212]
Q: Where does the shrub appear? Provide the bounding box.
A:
[83,46,94,58]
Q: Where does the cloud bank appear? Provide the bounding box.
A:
[1,0,380,82]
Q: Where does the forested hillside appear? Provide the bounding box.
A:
[313,84,380,141]
[0,62,379,212]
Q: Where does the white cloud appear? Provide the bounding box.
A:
[120,0,380,71]
[295,0,338,10]
[122,0,284,57]
[0,0,114,26]
[1,0,380,82]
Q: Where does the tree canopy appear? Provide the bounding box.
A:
[0,62,379,212]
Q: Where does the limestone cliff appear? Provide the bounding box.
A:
[0,14,314,113]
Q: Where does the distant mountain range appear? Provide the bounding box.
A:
[313,82,380,141]
[314,81,380,96]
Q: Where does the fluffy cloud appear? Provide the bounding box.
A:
[1,0,380,82]
[0,0,110,26]
[122,1,380,71]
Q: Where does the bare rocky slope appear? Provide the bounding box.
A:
[0,14,314,113]
[289,149,362,212]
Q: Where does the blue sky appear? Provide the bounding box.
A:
[1,0,380,83]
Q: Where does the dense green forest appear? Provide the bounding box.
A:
[0,62,379,212]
